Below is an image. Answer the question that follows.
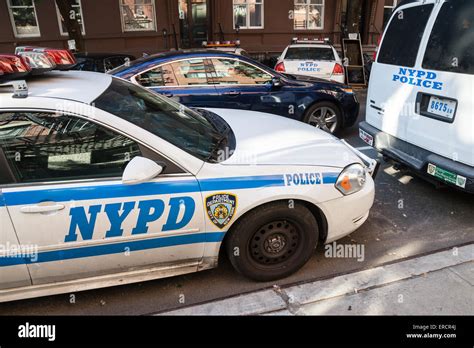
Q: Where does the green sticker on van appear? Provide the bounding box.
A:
[427,164,466,188]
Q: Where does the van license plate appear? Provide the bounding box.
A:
[427,96,456,120]
[359,129,374,146]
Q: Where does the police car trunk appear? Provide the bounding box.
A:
[281,44,340,80]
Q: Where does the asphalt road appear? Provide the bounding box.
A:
[1,90,473,315]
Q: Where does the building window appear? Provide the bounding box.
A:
[294,0,324,30]
[56,0,85,36]
[120,0,156,32]
[233,0,264,29]
[7,0,40,38]
[383,0,398,29]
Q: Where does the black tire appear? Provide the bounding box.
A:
[226,201,318,282]
[303,101,342,134]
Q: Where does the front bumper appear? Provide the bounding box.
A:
[359,121,474,193]
[341,139,380,178]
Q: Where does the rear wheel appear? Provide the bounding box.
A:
[304,101,342,134]
[226,202,318,282]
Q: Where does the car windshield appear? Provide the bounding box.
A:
[93,78,229,162]
[285,47,335,61]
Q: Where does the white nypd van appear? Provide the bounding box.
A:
[360,0,473,193]
[0,50,376,302]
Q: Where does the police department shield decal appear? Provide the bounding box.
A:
[206,193,237,229]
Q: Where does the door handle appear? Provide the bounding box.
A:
[20,204,65,214]
[225,90,241,96]
[162,92,174,97]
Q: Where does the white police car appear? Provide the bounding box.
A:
[360,0,473,193]
[275,38,345,83]
[0,48,376,302]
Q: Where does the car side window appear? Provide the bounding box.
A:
[210,58,273,85]
[104,57,130,72]
[422,0,474,75]
[0,112,142,183]
[135,64,178,87]
[170,59,212,86]
[377,4,434,68]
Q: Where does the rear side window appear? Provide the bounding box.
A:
[135,64,178,87]
[378,4,434,67]
[423,0,474,75]
[285,47,335,61]
[0,112,141,183]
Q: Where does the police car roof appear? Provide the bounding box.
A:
[10,70,112,104]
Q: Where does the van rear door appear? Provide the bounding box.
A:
[366,3,435,143]
[409,0,474,167]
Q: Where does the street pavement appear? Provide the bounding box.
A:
[1,89,473,315]
[160,244,473,315]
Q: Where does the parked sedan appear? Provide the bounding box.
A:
[72,52,136,73]
[110,50,359,134]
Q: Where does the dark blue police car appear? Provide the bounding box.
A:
[111,50,359,134]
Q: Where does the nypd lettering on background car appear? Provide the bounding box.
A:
[0,62,376,302]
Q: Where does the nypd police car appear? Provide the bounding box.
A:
[0,48,376,302]
[275,38,345,84]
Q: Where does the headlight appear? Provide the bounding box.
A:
[335,163,366,195]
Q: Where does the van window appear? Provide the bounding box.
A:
[378,4,434,67]
[423,0,474,75]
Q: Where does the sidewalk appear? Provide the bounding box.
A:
[157,244,473,316]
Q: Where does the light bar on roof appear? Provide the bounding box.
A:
[0,54,31,82]
[16,46,76,70]
[202,40,241,48]
[291,37,331,45]
[16,51,56,75]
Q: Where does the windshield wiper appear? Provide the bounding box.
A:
[206,129,231,163]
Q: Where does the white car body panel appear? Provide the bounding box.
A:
[0,194,32,290]
[208,108,361,167]
[0,71,374,302]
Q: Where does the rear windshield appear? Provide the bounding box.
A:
[378,4,434,67]
[423,0,474,75]
[284,47,335,61]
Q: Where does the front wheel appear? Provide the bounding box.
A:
[304,101,342,134]
[226,202,318,282]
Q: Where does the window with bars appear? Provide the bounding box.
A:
[120,0,156,32]
[233,0,264,29]
[7,0,40,38]
[294,0,324,30]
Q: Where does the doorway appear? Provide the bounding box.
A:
[178,0,209,48]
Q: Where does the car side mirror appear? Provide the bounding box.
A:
[271,77,283,89]
[122,157,164,185]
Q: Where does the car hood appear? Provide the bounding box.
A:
[206,108,361,168]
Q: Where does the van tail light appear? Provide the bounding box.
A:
[0,54,31,82]
[16,47,76,70]
[275,62,286,72]
[373,37,381,61]
[332,63,344,75]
